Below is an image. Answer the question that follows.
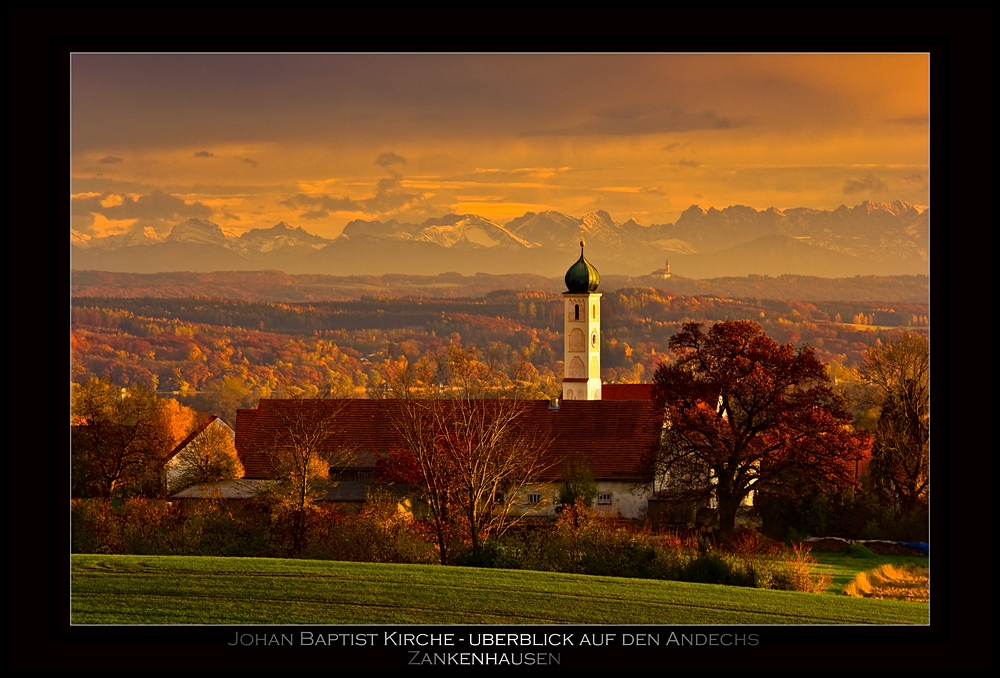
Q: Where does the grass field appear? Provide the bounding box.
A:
[71,555,928,625]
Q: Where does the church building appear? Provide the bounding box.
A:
[191,243,662,520]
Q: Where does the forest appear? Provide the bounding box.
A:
[71,288,927,425]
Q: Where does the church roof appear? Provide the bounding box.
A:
[235,398,659,483]
[564,240,600,293]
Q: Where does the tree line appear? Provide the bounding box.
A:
[71,291,927,422]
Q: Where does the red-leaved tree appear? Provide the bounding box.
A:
[651,320,870,535]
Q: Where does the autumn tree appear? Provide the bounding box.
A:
[651,321,870,535]
[244,398,357,555]
[858,333,929,514]
[258,399,356,512]
[170,421,244,491]
[379,344,554,563]
[71,378,177,498]
[195,376,256,426]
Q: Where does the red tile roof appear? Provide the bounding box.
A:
[235,398,661,483]
[601,384,654,400]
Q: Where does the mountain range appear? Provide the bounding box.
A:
[71,200,929,279]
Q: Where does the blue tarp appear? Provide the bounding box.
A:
[898,541,929,554]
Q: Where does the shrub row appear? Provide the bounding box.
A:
[71,495,438,564]
[72,498,831,593]
[477,505,831,592]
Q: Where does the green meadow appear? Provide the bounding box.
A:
[71,554,928,625]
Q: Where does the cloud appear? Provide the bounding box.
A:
[283,176,425,219]
[469,167,568,181]
[194,150,215,157]
[525,109,751,136]
[843,173,888,195]
[223,212,240,221]
[71,190,214,234]
[282,153,433,219]
[902,172,929,191]
[100,155,123,164]
[677,159,700,168]
[237,156,258,168]
[375,152,406,168]
[664,142,690,153]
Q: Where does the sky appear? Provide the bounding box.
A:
[70,53,929,240]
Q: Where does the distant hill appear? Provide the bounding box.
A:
[71,270,930,304]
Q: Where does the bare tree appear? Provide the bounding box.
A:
[245,398,357,555]
[261,399,356,512]
[432,396,553,559]
[382,394,459,564]
[379,344,555,563]
[858,333,929,513]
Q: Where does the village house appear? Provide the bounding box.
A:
[233,392,659,519]
[163,415,236,493]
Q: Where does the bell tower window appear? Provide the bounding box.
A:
[574,304,580,320]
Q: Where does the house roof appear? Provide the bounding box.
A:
[235,398,661,483]
[165,415,233,462]
[601,384,654,401]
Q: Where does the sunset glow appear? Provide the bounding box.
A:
[71,53,929,238]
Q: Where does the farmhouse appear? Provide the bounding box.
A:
[163,415,236,493]
[235,394,659,518]
[216,242,664,519]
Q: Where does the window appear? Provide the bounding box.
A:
[598,493,612,505]
[574,304,580,320]
[528,493,542,504]
[592,304,596,320]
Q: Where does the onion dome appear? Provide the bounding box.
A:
[564,240,600,293]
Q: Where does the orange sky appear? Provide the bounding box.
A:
[71,53,929,239]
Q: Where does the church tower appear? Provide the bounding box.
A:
[562,240,602,400]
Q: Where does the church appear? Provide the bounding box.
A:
[190,243,663,520]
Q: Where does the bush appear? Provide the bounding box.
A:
[557,463,598,507]
[773,544,833,593]
[325,492,438,564]
[681,553,739,586]
[72,499,123,554]
[727,526,780,556]
[69,494,438,564]
[479,502,669,578]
